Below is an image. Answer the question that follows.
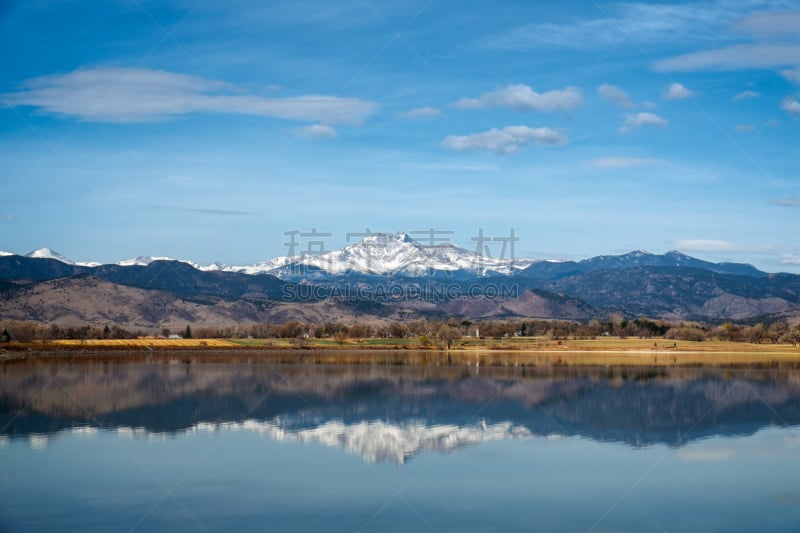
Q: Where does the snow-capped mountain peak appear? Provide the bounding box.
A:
[283,231,529,277]
[116,256,175,267]
[24,248,101,267]
[26,247,74,264]
[117,255,212,271]
[164,231,532,278]
[361,231,413,245]
[199,261,230,272]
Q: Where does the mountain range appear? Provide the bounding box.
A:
[1,232,799,328]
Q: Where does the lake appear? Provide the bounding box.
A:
[1,355,799,532]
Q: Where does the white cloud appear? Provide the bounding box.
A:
[773,198,800,207]
[735,124,755,132]
[654,44,800,71]
[597,83,634,108]
[455,84,582,112]
[732,90,760,101]
[2,67,378,124]
[672,239,737,252]
[402,106,441,118]
[442,126,567,155]
[294,124,337,139]
[588,157,664,168]
[663,82,695,100]
[619,112,668,133]
[782,97,800,115]
[781,67,800,84]
[643,101,658,109]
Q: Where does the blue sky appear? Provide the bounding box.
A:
[1,0,798,271]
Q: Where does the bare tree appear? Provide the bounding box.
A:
[437,325,462,350]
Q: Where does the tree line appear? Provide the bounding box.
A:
[2,317,799,346]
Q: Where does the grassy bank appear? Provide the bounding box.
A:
[1,336,798,367]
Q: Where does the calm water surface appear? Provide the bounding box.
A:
[1,355,799,532]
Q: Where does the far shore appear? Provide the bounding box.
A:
[1,336,799,367]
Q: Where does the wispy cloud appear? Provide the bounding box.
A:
[733,9,800,37]
[781,67,800,84]
[781,97,800,115]
[402,106,441,118]
[619,112,667,133]
[454,84,582,113]
[735,124,755,132]
[294,123,337,139]
[663,82,695,100]
[732,89,760,101]
[588,157,664,168]
[443,126,567,155]
[672,239,737,252]
[3,67,378,124]
[652,7,800,72]
[773,198,800,207]
[597,83,634,108]
[149,206,257,216]
[654,44,800,71]
[484,1,786,50]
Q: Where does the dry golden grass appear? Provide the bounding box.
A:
[36,336,800,355]
[457,336,800,353]
[443,350,800,367]
[3,336,796,367]
[51,339,238,348]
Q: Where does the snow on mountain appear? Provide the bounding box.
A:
[196,261,229,272]
[21,250,194,269]
[23,249,251,272]
[215,256,297,275]
[0,250,14,257]
[115,255,214,271]
[26,247,75,264]
[25,248,100,267]
[16,236,533,278]
[116,256,175,267]
[263,232,532,278]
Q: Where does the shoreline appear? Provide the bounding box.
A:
[2,341,799,368]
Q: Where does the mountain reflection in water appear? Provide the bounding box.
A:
[1,359,798,464]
